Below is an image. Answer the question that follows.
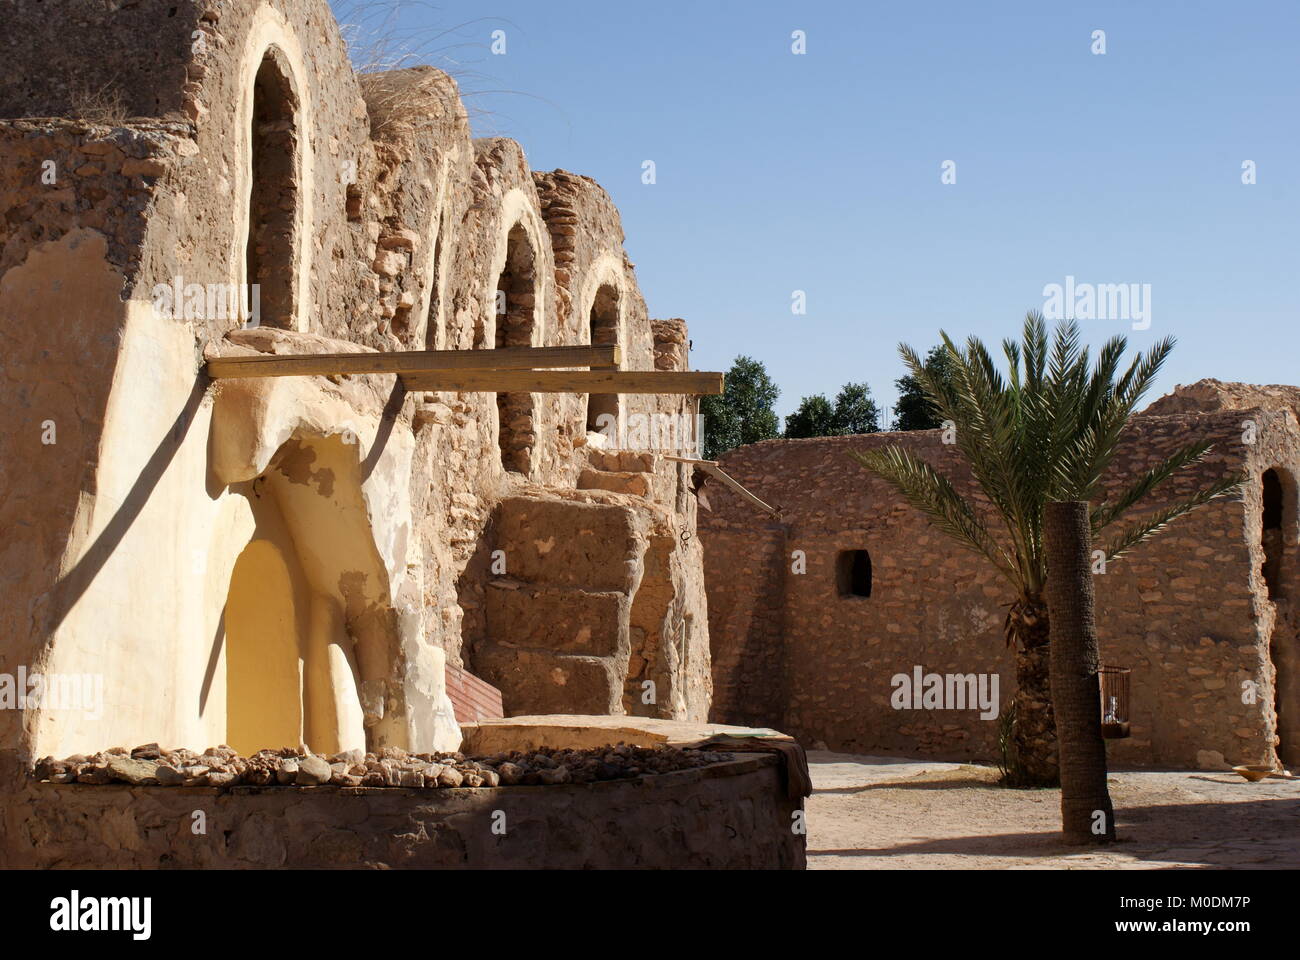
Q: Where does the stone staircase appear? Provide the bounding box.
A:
[474,495,648,715]
[578,449,662,501]
[471,452,710,721]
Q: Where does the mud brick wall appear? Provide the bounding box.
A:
[702,521,789,728]
[702,387,1300,771]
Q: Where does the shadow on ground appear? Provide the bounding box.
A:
[809,796,1300,868]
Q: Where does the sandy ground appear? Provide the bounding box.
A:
[805,751,1300,869]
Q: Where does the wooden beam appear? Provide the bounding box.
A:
[206,345,622,380]
[665,456,782,518]
[664,455,718,466]
[400,370,724,395]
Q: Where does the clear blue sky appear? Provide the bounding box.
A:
[333,0,1299,422]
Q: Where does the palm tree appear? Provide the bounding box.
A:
[1044,499,1115,841]
[851,314,1242,785]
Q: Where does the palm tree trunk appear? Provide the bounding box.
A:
[1043,500,1116,843]
[1006,600,1057,786]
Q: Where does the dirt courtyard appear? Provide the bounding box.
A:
[805,751,1300,869]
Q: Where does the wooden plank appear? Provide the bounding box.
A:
[667,456,782,517]
[703,463,781,517]
[664,455,718,466]
[206,344,621,379]
[401,369,724,395]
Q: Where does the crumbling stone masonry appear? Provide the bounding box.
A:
[5,751,799,869]
[701,381,1300,772]
[0,0,713,803]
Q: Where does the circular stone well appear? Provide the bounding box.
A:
[1,721,806,869]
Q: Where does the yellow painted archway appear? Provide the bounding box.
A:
[225,538,303,754]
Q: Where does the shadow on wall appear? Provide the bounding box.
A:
[45,372,404,641]
[44,375,209,638]
[360,383,406,482]
[198,606,226,717]
[43,358,420,757]
[215,432,403,756]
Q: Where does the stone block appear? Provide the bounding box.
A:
[494,496,643,591]
[487,582,625,656]
[474,647,624,716]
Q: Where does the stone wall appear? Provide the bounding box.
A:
[0,0,712,772]
[0,753,803,869]
[701,387,1299,770]
[704,520,789,728]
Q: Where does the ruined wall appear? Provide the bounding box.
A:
[701,390,1294,770]
[0,0,711,775]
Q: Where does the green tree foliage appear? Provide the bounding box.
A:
[832,381,881,434]
[891,345,956,431]
[699,355,780,459]
[784,394,836,439]
[784,382,880,438]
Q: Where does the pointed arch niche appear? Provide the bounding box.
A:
[585,283,622,438]
[492,221,539,474]
[244,46,303,330]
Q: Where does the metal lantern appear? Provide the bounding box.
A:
[1099,665,1131,739]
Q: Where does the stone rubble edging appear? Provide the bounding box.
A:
[32,741,735,790]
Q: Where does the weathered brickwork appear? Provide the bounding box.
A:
[702,381,1300,770]
[0,0,713,792]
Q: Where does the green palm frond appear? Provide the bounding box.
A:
[853,317,1243,606]
[1099,473,1245,564]
[1090,440,1215,533]
[935,329,1042,583]
[1066,335,1176,499]
[850,445,1019,586]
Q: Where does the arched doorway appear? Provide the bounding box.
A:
[493,222,537,474]
[1262,467,1300,766]
[246,47,301,329]
[1262,468,1285,598]
[225,538,303,755]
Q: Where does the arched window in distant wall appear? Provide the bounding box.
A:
[493,223,537,474]
[246,47,301,329]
